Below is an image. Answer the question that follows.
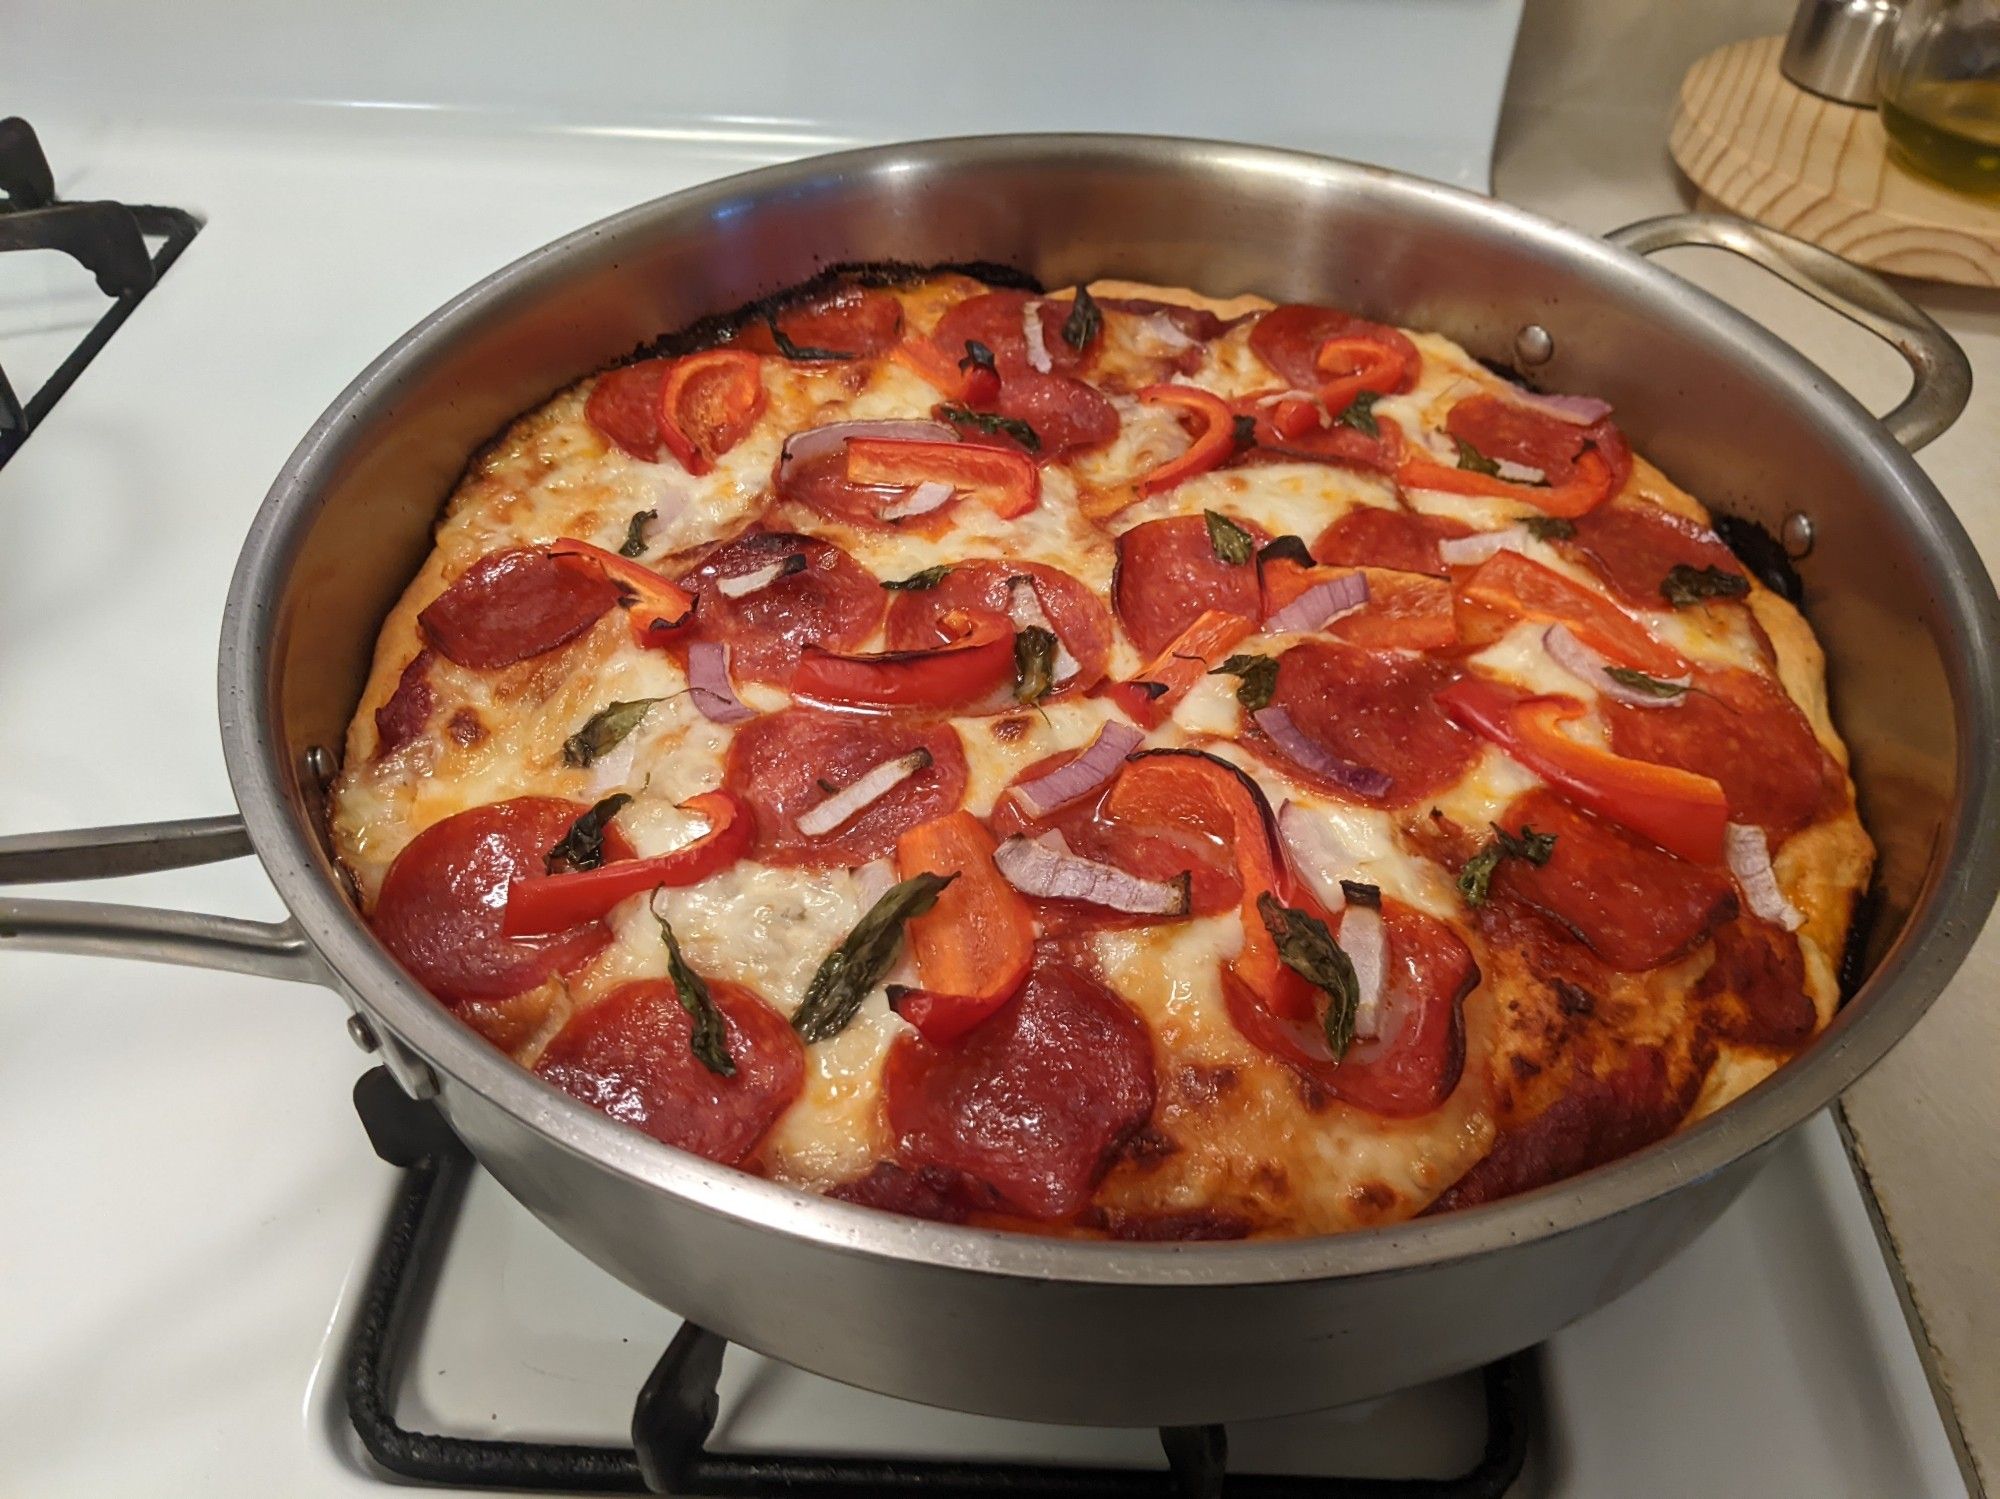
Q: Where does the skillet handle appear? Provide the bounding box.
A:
[0,815,327,986]
[1605,212,1971,453]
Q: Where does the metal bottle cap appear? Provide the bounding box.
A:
[1779,0,1905,106]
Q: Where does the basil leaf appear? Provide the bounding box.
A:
[1337,390,1382,437]
[562,698,662,768]
[1256,534,1317,570]
[651,896,735,1077]
[1014,625,1058,705]
[618,510,656,558]
[1453,436,1500,476]
[937,404,1041,454]
[1232,414,1259,449]
[545,793,633,874]
[792,873,956,1043]
[1339,879,1382,908]
[1208,652,1279,711]
[958,339,998,376]
[1256,891,1360,1061]
[766,314,853,363]
[1660,563,1749,608]
[1522,515,1575,541]
[882,564,953,591]
[1493,822,1557,866]
[1060,284,1102,351]
[1456,843,1504,908]
[1131,680,1169,701]
[1604,666,1688,700]
[1205,509,1255,565]
[816,777,840,795]
[1458,821,1558,906]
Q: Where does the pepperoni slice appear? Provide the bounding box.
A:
[883,560,1113,695]
[1604,667,1834,841]
[1313,507,1471,579]
[584,359,672,460]
[1112,514,1263,659]
[883,955,1157,1220]
[969,371,1120,459]
[1223,899,1475,1118]
[1248,640,1479,807]
[732,286,903,360]
[776,445,910,530]
[1330,569,1458,652]
[931,290,1090,374]
[1248,304,1420,391]
[1696,916,1817,1048]
[1489,789,1737,972]
[1428,1044,1697,1213]
[371,797,629,1007]
[1565,503,1746,609]
[678,531,884,683]
[1097,296,1231,344]
[374,650,435,757]
[534,978,803,1165]
[1239,412,1407,476]
[826,1161,986,1224]
[417,548,621,670]
[1443,394,1633,496]
[726,708,970,868]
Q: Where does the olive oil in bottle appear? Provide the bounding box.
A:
[1882,77,2000,196]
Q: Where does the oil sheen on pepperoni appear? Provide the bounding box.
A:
[584,358,672,460]
[884,559,1113,694]
[1112,514,1263,658]
[883,955,1157,1220]
[374,650,436,756]
[1313,507,1472,579]
[417,548,622,670]
[371,797,629,1007]
[1695,916,1817,1048]
[1247,304,1420,390]
[1250,640,1479,807]
[1222,899,1475,1118]
[732,286,903,359]
[1604,666,1834,841]
[726,708,970,868]
[1565,502,1746,608]
[1489,789,1736,971]
[970,371,1120,459]
[534,978,803,1165]
[679,531,884,682]
[931,290,1089,373]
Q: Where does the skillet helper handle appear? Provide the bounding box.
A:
[0,814,325,985]
[1605,212,1971,453]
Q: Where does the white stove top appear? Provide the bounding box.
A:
[0,3,1969,1493]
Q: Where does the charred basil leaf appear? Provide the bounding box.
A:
[1060,284,1102,351]
[1208,652,1279,711]
[1494,823,1557,865]
[792,872,957,1043]
[1205,509,1256,565]
[545,793,633,874]
[1014,625,1058,705]
[765,314,854,363]
[1337,390,1382,438]
[562,698,662,768]
[881,564,953,591]
[1339,878,1382,908]
[958,339,998,377]
[1522,515,1576,541]
[650,895,735,1077]
[938,404,1041,454]
[1453,436,1500,476]
[816,777,840,795]
[1604,666,1689,700]
[1132,680,1169,701]
[1257,892,1360,1061]
[1457,845,1504,907]
[1458,821,1558,907]
[1232,414,1259,449]
[618,510,656,558]
[1256,534,1317,570]
[1660,563,1749,608]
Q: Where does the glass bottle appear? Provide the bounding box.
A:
[1879,0,2000,194]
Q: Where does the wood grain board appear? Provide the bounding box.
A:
[1671,34,2000,288]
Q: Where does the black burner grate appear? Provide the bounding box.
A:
[0,116,199,469]
[345,1067,1532,1498]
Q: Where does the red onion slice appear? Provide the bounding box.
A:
[993,834,1190,916]
[1494,458,1547,485]
[1264,570,1370,634]
[1501,385,1613,426]
[1276,799,1354,915]
[1006,575,1079,681]
[1725,822,1804,931]
[1022,299,1053,374]
[854,856,897,908]
[795,747,933,837]
[1542,625,1688,708]
[879,480,954,521]
[1437,528,1529,567]
[687,641,756,725]
[1253,705,1393,798]
[1340,903,1388,1039]
[777,419,956,484]
[714,553,805,599]
[1010,720,1144,818]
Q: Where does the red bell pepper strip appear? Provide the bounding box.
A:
[1399,446,1617,518]
[792,607,1014,710]
[1133,384,1237,497]
[1436,676,1728,863]
[501,790,751,937]
[548,539,695,647]
[656,349,766,476]
[1101,608,1255,729]
[1457,550,1688,677]
[845,437,1039,519]
[887,811,1037,1043]
[1314,334,1417,416]
[887,336,971,398]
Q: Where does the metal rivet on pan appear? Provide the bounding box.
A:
[346,1013,380,1053]
[305,745,338,784]
[1782,512,1815,559]
[1514,324,1554,367]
